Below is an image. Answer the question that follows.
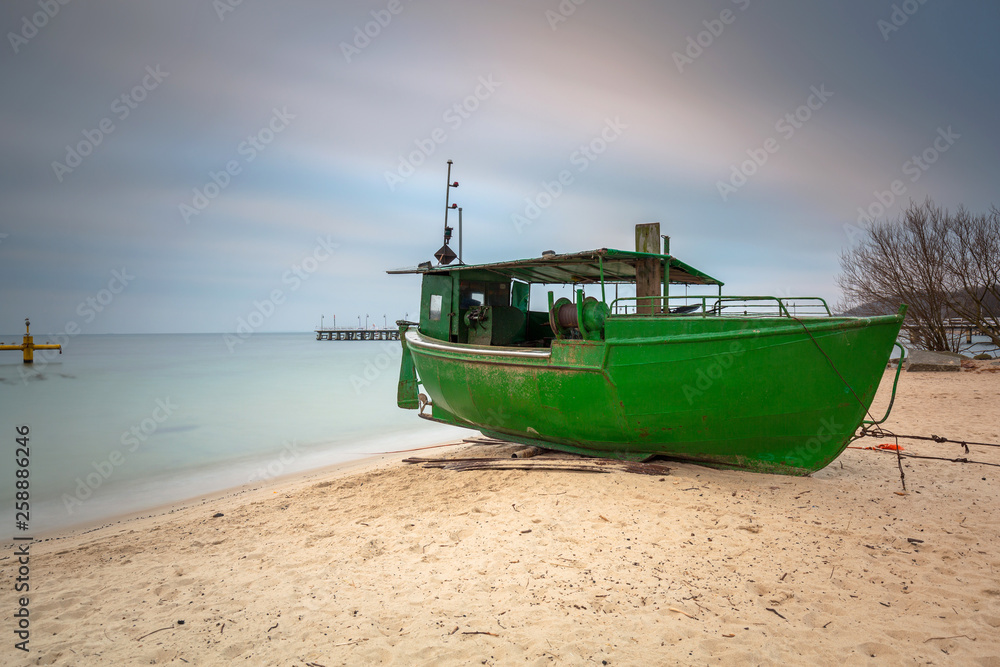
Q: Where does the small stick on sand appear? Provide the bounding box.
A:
[332,638,369,646]
[136,626,174,641]
[668,607,697,619]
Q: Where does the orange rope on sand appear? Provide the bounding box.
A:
[848,443,904,451]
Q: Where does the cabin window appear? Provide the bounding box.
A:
[466,290,485,307]
[460,281,510,308]
[429,294,443,320]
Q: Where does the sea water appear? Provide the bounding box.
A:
[0,333,455,534]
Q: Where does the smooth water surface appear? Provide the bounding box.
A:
[0,333,454,533]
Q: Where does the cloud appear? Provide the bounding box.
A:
[2,1,998,333]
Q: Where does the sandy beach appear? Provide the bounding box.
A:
[4,361,1000,666]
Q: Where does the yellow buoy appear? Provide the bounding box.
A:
[0,318,62,364]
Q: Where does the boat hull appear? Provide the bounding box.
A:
[404,313,904,475]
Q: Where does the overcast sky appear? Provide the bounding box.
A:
[2,0,998,335]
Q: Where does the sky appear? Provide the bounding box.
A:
[2,0,999,335]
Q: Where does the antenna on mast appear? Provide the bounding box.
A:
[434,160,459,265]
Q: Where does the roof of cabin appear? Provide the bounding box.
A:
[387,248,723,286]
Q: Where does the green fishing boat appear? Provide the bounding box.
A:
[389,164,905,475]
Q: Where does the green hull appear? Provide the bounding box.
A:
[404,313,904,475]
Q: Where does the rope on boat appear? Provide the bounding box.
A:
[789,316,880,426]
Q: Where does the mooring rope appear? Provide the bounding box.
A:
[859,429,1000,452]
[859,448,1000,469]
[789,316,879,424]
[786,317,910,488]
[788,317,998,485]
[855,424,1000,472]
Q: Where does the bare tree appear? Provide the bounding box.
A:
[941,205,1000,350]
[838,199,1000,353]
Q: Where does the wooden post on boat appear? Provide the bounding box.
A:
[635,223,661,315]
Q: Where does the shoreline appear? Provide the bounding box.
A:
[13,439,466,548]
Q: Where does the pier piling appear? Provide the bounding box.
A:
[315,328,400,341]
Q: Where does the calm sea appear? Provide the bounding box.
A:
[0,333,455,534]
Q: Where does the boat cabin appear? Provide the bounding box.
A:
[388,223,732,347]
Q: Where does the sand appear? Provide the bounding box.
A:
[3,362,1000,665]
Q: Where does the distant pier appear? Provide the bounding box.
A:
[942,318,984,344]
[315,328,400,341]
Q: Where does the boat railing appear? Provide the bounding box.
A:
[608,295,833,318]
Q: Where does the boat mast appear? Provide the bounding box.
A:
[434,160,460,265]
